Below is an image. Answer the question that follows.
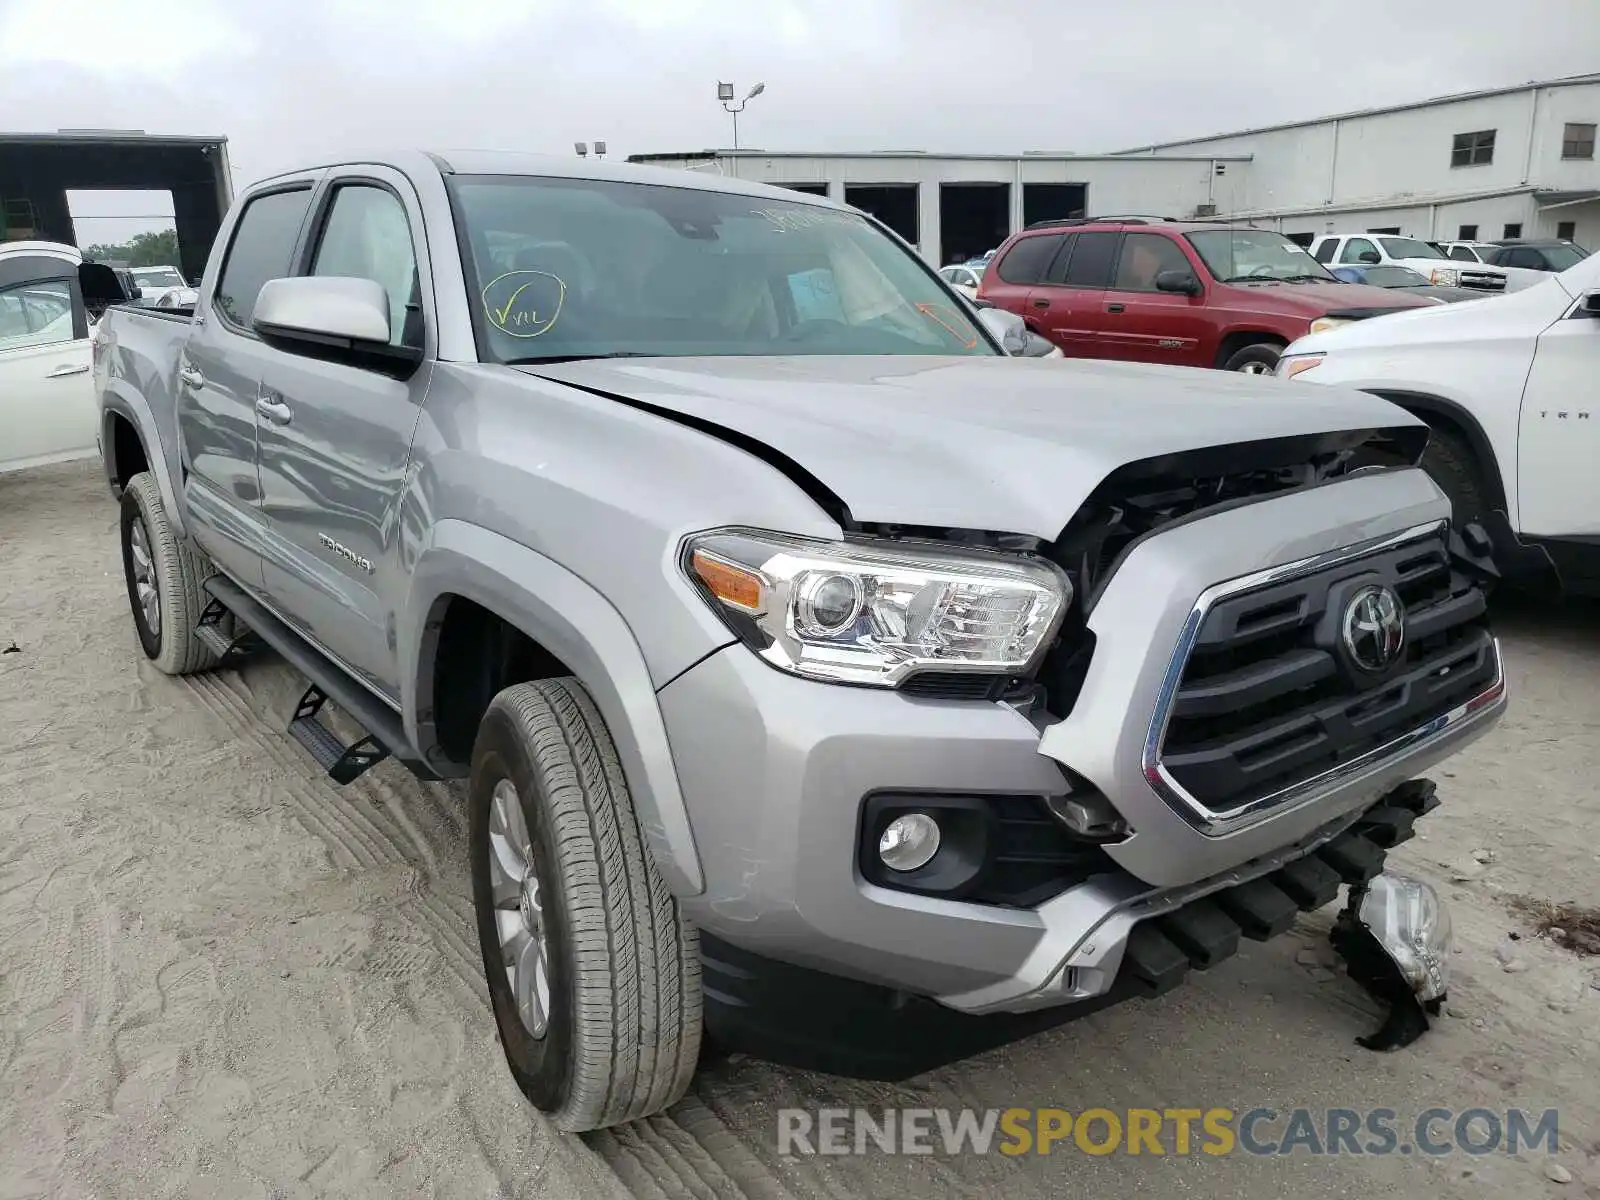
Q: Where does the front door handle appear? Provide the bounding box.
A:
[178,366,205,389]
[255,398,293,426]
[47,364,90,378]
[1106,303,1126,313]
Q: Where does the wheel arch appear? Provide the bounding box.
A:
[100,385,186,539]
[1365,389,1510,515]
[1213,329,1290,369]
[401,518,705,896]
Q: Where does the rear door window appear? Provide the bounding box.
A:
[1313,239,1339,263]
[214,187,314,331]
[995,233,1066,285]
[1059,232,1119,288]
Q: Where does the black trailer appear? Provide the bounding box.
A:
[0,131,232,284]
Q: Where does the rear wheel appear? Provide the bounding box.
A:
[1223,343,1283,374]
[469,678,701,1132]
[118,472,220,675]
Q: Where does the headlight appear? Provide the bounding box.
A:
[1429,267,1460,286]
[1308,316,1351,335]
[683,528,1070,687]
[1277,352,1325,380]
[1354,872,1451,1002]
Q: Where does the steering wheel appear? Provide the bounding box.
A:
[1248,264,1279,278]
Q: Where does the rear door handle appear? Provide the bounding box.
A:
[255,398,293,426]
[178,366,205,389]
[1031,299,1051,310]
[47,364,90,378]
[1106,303,1126,313]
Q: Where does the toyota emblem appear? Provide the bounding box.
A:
[1341,584,1406,673]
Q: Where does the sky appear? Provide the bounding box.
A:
[3,0,1598,240]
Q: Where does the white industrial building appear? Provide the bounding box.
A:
[632,72,1599,267]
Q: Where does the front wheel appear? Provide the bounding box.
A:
[469,678,701,1132]
[1223,343,1283,374]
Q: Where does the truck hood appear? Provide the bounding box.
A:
[520,355,1421,540]
[1219,278,1435,317]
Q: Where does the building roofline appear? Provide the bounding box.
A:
[0,130,228,147]
[628,149,1252,164]
[1217,183,1541,223]
[1115,71,1600,153]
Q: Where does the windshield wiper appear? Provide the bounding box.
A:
[502,352,656,365]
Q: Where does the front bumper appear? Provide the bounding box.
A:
[659,467,1506,1016]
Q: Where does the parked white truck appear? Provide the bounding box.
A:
[1280,249,1600,594]
[96,150,1504,1130]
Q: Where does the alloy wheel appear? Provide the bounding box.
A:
[487,777,552,1038]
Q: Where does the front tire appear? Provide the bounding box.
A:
[469,678,701,1132]
[1223,343,1283,374]
[1418,424,1489,532]
[118,472,220,675]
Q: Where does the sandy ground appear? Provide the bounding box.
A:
[2,459,1597,1199]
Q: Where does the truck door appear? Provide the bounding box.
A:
[1029,231,1117,358]
[177,182,318,591]
[1096,232,1211,368]
[254,168,433,701]
[1515,291,1600,540]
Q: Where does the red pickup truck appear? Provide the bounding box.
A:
[977,218,1435,374]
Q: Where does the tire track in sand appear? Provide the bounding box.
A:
[178,671,487,1000]
[585,1094,805,1200]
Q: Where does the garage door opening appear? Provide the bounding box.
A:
[783,183,829,197]
[1022,183,1087,227]
[844,184,919,249]
[67,190,182,274]
[939,183,1010,266]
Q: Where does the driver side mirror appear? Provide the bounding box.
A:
[1358,251,1382,264]
[977,306,1030,355]
[1155,269,1201,296]
[253,276,422,380]
[1581,289,1600,317]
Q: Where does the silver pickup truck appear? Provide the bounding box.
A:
[96,151,1506,1132]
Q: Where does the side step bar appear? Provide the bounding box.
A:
[201,575,439,784]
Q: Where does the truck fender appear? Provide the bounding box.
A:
[100,382,186,540]
[400,519,705,897]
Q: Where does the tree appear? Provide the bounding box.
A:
[82,228,182,268]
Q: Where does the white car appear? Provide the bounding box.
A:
[1439,239,1589,293]
[1277,250,1600,594]
[938,263,983,299]
[1310,233,1507,294]
[128,264,189,301]
[0,241,101,474]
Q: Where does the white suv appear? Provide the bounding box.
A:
[1310,233,1506,293]
[1279,248,1600,594]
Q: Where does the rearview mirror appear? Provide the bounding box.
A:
[252,276,422,379]
[977,306,1029,355]
[1358,251,1382,264]
[1155,269,1201,296]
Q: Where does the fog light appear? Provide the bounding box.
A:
[878,813,941,872]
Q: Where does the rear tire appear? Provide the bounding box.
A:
[1223,343,1283,374]
[118,472,220,675]
[468,678,701,1132]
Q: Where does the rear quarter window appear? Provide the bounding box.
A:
[996,233,1066,285]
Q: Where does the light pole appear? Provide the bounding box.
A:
[717,81,765,150]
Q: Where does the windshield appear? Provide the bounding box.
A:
[1379,237,1444,261]
[1185,229,1336,283]
[1545,244,1589,271]
[132,267,185,287]
[1363,265,1430,287]
[449,176,995,363]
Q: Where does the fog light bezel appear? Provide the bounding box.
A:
[858,793,992,897]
